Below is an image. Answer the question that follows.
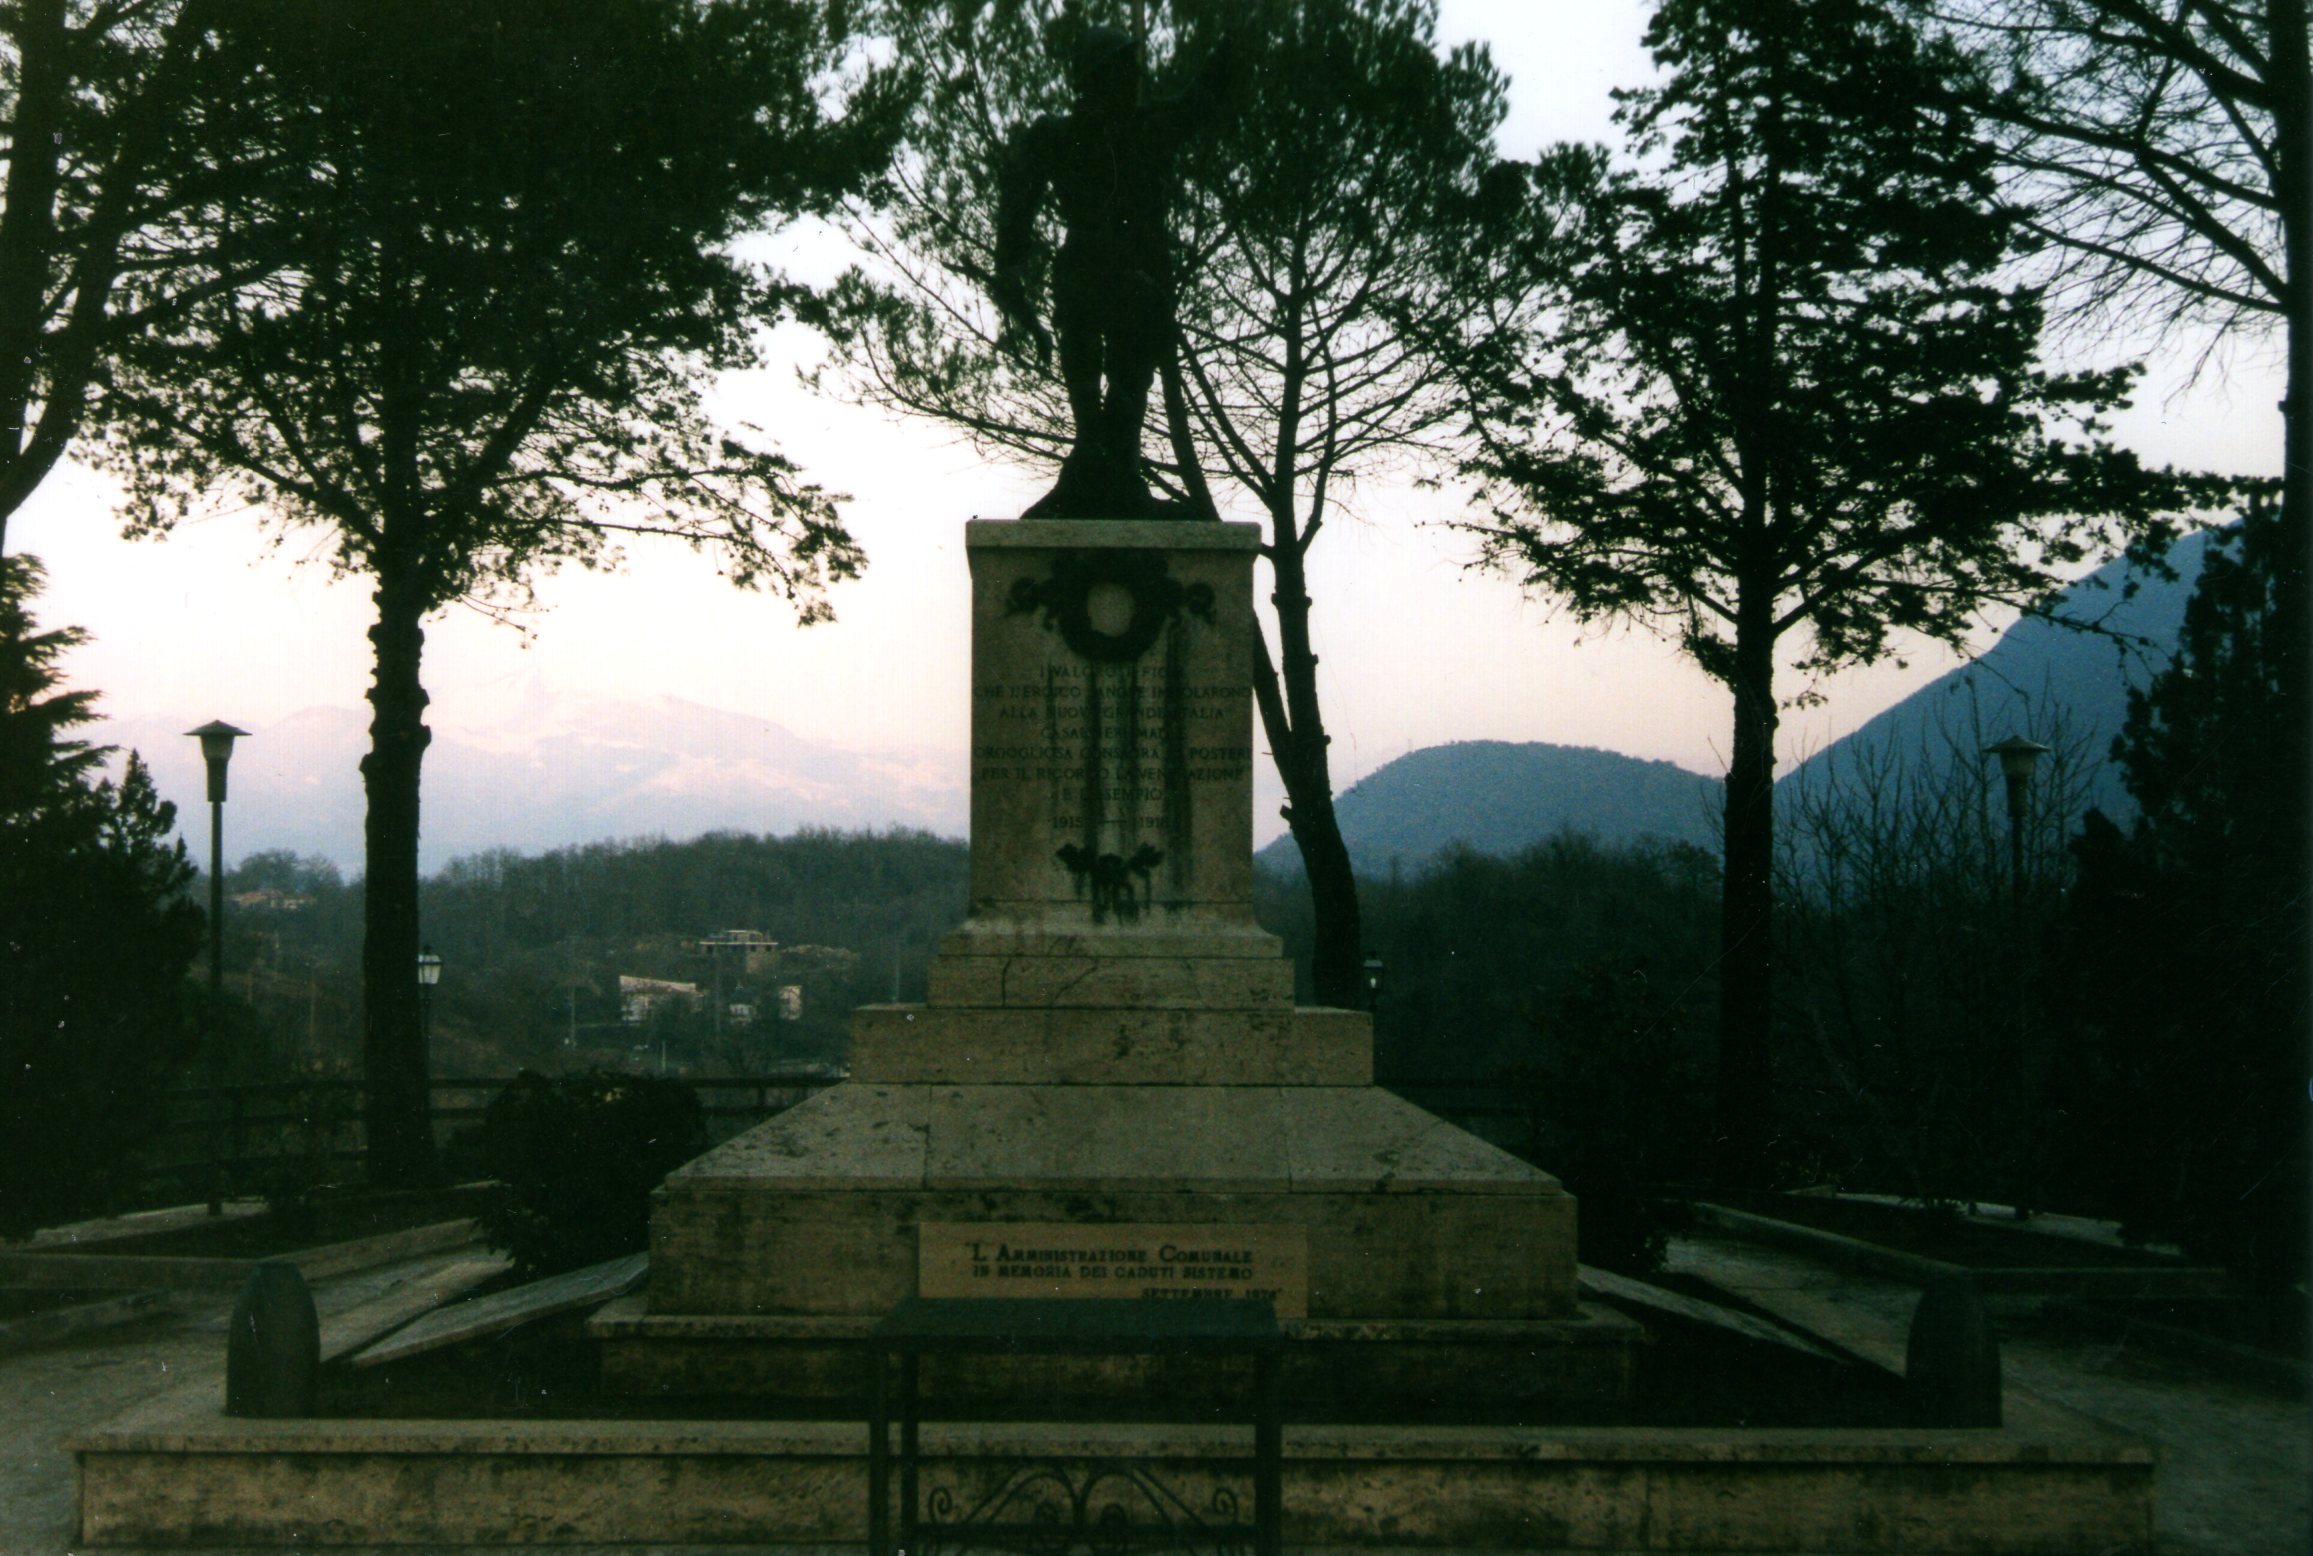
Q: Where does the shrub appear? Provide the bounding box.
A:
[476,1070,707,1279]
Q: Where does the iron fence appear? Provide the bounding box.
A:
[139,1070,840,1205]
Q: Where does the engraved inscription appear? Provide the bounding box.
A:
[973,644,1247,918]
[972,668,1248,801]
[919,1222,1308,1317]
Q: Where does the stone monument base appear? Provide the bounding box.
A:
[646,1077,1576,1319]
[618,1059,1618,1414]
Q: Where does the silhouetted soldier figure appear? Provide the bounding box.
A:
[992,24,1231,519]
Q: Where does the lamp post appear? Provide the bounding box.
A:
[1985,737,2051,910]
[415,944,442,1053]
[186,720,250,1216]
[413,946,443,1165]
[1985,735,2051,1219]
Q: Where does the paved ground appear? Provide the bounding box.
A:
[1667,1231,2310,1556]
[3,1228,2304,1554]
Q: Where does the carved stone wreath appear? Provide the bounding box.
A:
[1005,550,1216,664]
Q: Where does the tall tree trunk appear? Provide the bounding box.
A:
[1715,594,1780,1186]
[361,564,435,1188]
[1257,535,1362,1009]
[0,0,68,557]
[2272,0,2312,1119]
[2275,0,2310,545]
[2270,0,2309,736]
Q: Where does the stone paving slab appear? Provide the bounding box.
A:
[319,1255,506,1363]
[1692,1201,2228,1297]
[1671,1230,2311,1556]
[0,1289,177,1354]
[348,1252,645,1367]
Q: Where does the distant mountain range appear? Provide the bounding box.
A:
[1776,528,2210,823]
[99,531,2217,880]
[1258,530,2213,879]
[102,681,967,875]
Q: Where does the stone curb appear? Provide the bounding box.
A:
[1692,1203,2227,1296]
[0,1218,483,1293]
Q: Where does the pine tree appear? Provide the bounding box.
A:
[2084,499,2311,1289]
[0,555,203,1238]
[1454,0,2168,1181]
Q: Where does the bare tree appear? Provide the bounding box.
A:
[1777,692,2099,1205]
[1938,1,2303,345]
[1931,0,2307,750]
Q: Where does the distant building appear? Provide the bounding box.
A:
[619,975,702,1025]
[778,985,803,1022]
[726,989,757,1028]
[230,888,314,912]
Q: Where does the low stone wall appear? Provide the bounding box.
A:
[591,1299,1646,1415]
[73,1389,2151,1551]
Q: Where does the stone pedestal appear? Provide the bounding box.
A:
[615,520,1614,1411]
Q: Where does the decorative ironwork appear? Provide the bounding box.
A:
[914,1461,1252,1556]
[1005,551,1215,665]
[1054,842,1163,924]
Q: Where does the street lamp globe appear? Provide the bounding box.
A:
[1985,736,2051,789]
[1985,735,2052,907]
[416,946,444,987]
[185,719,250,803]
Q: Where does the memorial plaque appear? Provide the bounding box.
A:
[919,1222,1308,1318]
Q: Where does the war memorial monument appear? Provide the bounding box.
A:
[66,27,2158,1552]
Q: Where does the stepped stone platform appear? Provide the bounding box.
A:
[606,519,1612,1410]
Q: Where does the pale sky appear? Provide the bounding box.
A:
[8,0,2287,857]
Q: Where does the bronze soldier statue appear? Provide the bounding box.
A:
[991,23,1232,519]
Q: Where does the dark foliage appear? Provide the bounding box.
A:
[2056,504,2310,1290]
[0,0,290,551]
[0,555,203,1239]
[476,1070,708,1280]
[1511,955,1712,1275]
[1454,0,2176,1182]
[164,828,969,1092]
[1773,694,2102,1205]
[101,0,908,1187]
[422,828,969,1071]
[424,828,969,970]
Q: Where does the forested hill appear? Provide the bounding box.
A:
[418,828,970,971]
[223,830,971,1076]
[1257,533,2214,881]
[1256,741,1722,879]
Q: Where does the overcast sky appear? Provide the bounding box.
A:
[7,0,2286,854]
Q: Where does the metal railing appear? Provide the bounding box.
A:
[140,1069,842,1204]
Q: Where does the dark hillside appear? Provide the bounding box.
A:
[1257,740,1721,878]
